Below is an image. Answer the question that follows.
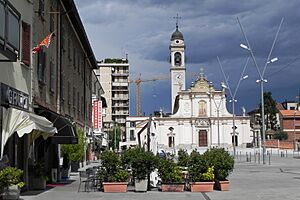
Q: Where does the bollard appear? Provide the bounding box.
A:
[269,153,271,165]
[254,152,256,163]
[286,150,287,157]
[258,152,260,164]
[250,152,252,162]
[246,152,248,162]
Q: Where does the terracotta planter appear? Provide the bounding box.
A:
[190,181,214,192]
[214,180,230,191]
[103,182,128,193]
[161,183,184,192]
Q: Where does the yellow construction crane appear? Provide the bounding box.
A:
[130,72,200,116]
[130,74,169,116]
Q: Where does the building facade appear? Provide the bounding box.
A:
[31,0,97,178]
[123,25,252,154]
[0,0,59,189]
[97,58,130,136]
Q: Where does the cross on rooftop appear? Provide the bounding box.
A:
[173,14,181,29]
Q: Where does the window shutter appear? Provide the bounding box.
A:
[21,21,30,66]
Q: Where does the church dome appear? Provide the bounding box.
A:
[171,27,184,41]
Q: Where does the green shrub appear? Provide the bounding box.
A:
[121,147,158,180]
[273,131,288,141]
[203,148,234,181]
[0,167,25,188]
[99,150,129,182]
[158,157,183,183]
[188,150,214,182]
[177,149,189,167]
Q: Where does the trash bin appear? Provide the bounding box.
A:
[51,168,58,183]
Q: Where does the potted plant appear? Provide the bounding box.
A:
[122,147,158,192]
[28,161,48,190]
[203,148,234,191]
[0,167,25,200]
[188,150,214,192]
[99,150,129,192]
[158,156,184,192]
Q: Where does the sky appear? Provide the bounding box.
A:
[74,0,300,116]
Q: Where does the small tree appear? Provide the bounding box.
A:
[61,128,85,162]
[257,92,278,133]
[108,125,121,151]
[273,130,288,141]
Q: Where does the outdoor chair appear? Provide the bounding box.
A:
[78,168,94,192]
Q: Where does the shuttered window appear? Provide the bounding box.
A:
[49,61,55,93]
[37,50,46,83]
[21,21,30,66]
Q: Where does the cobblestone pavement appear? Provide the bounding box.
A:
[21,155,300,200]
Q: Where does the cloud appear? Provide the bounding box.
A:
[74,0,300,115]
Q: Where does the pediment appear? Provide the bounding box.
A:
[191,78,211,93]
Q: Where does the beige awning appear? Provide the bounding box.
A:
[1,107,57,158]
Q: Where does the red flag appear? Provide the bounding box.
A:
[32,32,54,54]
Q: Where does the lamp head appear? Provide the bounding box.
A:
[241,75,249,80]
[240,43,250,50]
[221,83,228,89]
[267,57,278,64]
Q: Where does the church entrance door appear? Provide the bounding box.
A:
[199,130,207,147]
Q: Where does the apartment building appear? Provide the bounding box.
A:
[97,58,130,136]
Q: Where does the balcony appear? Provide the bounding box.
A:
[112,95,129,100]
[112,82,129,87]
[112,103,129,108]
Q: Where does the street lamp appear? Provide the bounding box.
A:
[237,17,283,164]
[207,91,224,146]
[218,56,249,158]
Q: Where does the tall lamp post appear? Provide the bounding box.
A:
[218,56,249,158]
[207,91,224,146]
[237,17,283,164]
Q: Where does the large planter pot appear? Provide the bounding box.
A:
[161,183,184,192]
[103,182,128,193]
[214,180,230,191]
[29,177,46,190]
[190,182,214,192]
[2,185,20,200]
[135,179,148,192]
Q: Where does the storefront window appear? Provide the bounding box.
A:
[7,9,20,50]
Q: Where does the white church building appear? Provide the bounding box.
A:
[121,24,252,154]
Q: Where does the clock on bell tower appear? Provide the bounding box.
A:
[170,15,186,113]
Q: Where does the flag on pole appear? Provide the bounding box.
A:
[32,32,55,54]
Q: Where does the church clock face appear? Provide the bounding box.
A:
[174,52,181,66]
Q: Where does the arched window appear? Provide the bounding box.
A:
[174,52,181,66]
[198,100,206,116]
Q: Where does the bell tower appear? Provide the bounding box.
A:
[170,14,186,113]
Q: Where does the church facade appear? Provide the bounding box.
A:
[122,24,252,154]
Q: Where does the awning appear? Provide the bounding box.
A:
[101,96,107,108]
[1,107,57,158]
[35,107,78,144]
